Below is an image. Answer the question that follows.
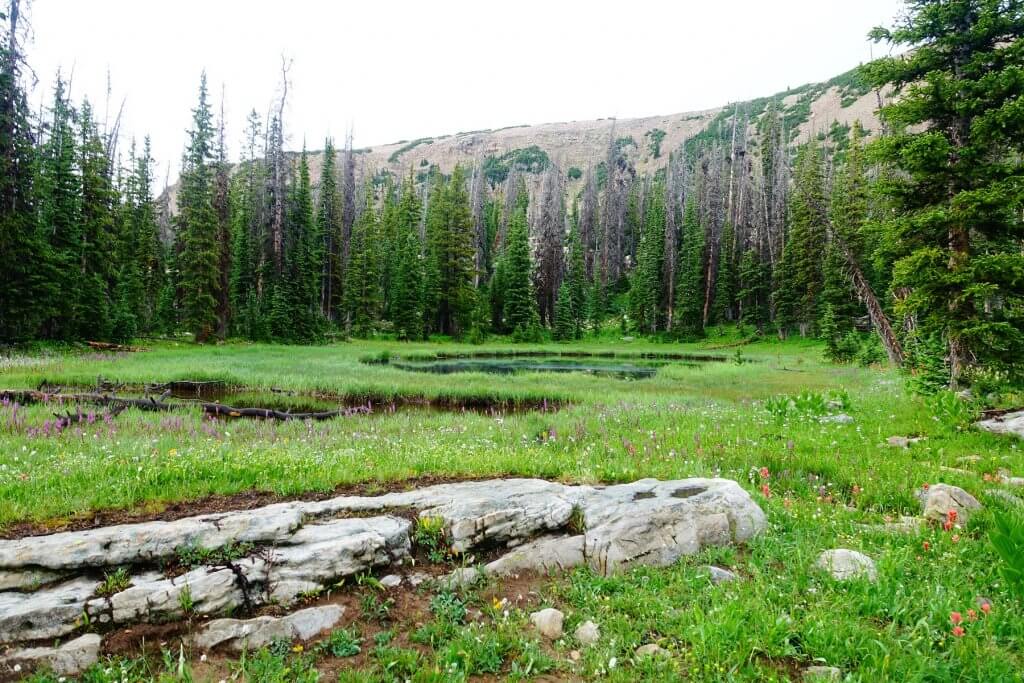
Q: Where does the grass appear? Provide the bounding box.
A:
[3,333,1024,681]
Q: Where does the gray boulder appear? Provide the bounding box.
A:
[192,605,345,652]
[976,410,1024,439]
[919,484,982,524]
[4,633,101,676]
[815,549,877,582]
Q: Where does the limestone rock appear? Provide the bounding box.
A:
[635,643,669,657]
[976,410,1024,439]
[380,574,402,589]
[0,503,304,571]
[4,633,101,676]
[574,620,600,645]
[530,608,564,639]
[485,535,585,576]
[441,567,484,590]
[815,549,877,582]
[919,484,982,524]
[820,413,854,425]
[0,567,65,591]
[0,577,98,642]
[803,665,842,681]
[705,565,739,584]
[193,605,345,652]
[857,516,924,535]
[986,489,1024,508]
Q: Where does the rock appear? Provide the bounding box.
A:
[886,436,923,448]
[857,516,924,535]
[0,478,765,644]
[568,649,581,662]
[4,633,101,676]
[0,577,98,642]
[530,608,564,639]
[976,410,1024,439]
[441,567,484,590]
[192,605,345,652]
[803,666,842,681]
[485,535,585,576]
[380,574,402,589]
[635,643,669,657]
[820,413,854,425]
[574,620,600,645]
[705,565,739,584]
[815,549,877,582]
[0,567,65,591]
[0,503,304,571]
[407,571,431,587]
[939,466,974,477]
[986,489,1024,507]
[919,483,982,524]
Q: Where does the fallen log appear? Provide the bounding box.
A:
[86,341,146,352]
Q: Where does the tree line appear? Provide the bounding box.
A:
[0,0,1020,389]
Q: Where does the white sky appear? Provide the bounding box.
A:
[25,0,905,183]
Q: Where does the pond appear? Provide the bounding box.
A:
[389,356,690,379]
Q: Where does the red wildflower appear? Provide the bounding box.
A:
[761,484,771,498]
[950,612,963,625]
[759,467,770,479]
[947,509,958,523]
[967,609,977,621]
[851,485,861,496]
[942,520,953,531]
[922,541,930,551]
[981,602,991,614]
[952,625,965,637]
[922,483,930,490]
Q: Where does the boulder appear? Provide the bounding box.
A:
[485,535,585,576]
[574,620,600,646]
[0,577,98,642]
[4,633,101,676]
[380,574,402,589]
[635,643,669,657]
[976,410,1024,439]
[919,484,982,524]
[820,414,854,425]
[530,608,564,639]
[192,605,345,652]
[815,549,877,582]
[705,565,740,584]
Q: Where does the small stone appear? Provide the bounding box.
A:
[192,605,345,652]
[705,565,739,584]
[568,649,581,662]
[5,633,101,676]
[441,567,483,590]
[407,571,431,587]
[574,620,600,645]
[635,643,669,657]
[919,483,983,524]
[803,665,842,681]
[529,608,564,639]
[379,574,402,589]
[815,549,877,582]
[886,436,922,448]
[820,413,854,425]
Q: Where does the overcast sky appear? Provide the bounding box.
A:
[25,0,905,182]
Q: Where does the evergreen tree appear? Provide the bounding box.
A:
[424,166,477,336]
[673,195,705,337]
[500,185,539,335]
[565,210,587,338]
[553,280,575,341]
[175,73,219,342]
[317,137,342,321]
[737,248,770,332]
[774,140,826,337]
[390,174,425,340]
[863,0,1024,386]
[711,220,737,324]
[342,183,382,336]
[629,181,665,333]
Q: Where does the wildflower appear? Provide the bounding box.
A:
[922,483,930,491]
[967,609,977,621]
[922,541,930,551]
[852,484,861,496]
[980,602,992,614]
[947,509,958,523]
[292,644,304,653]
[950,612,963,625]
[952,625,965,637]
[951,534,960,543]
[759,467,770,479]
[761,484,771,498]
[783,497,793,509]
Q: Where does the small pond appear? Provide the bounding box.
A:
[389,356,696,379]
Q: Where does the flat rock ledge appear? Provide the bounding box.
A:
[0,477,765,666]
[976,410,1024,439]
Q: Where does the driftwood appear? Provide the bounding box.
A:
[0,389,364,422]
[53,403,127,428]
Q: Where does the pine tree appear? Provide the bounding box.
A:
[175,73,219,343]
[711,220,737,324]
[553,280,575,341]
[343,183,382,337]
[317,137,342,321]
[774,140,826,337]
[390,173,425,340]
[565,210,587,338]
[737,248,770,332]
[673,195,705,338]
[863,1,1024,386]
[629,181,665,334]
[500,185,539,336]
[424,166,477,336]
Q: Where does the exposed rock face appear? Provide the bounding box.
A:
[976,410,1024,439]
[919,484,982,524]
[0,478,764,646]
[192,605,345,652]
[815,549,878,582]
[3,633,101,676]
